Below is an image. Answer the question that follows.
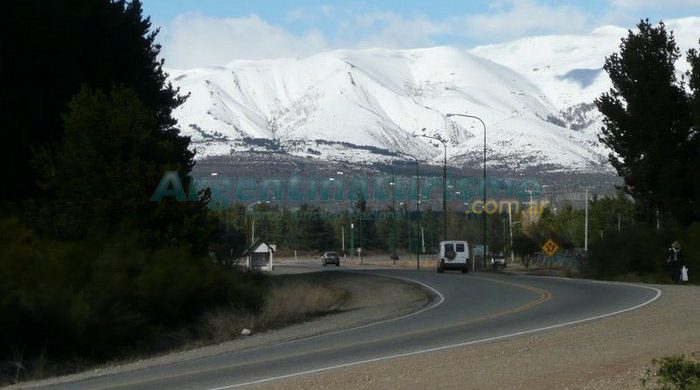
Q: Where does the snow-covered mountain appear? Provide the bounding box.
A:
[168,17,700,173]
[472,17,700,137]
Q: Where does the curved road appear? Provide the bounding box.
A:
[37,266,660,390]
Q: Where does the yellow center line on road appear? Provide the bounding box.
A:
[71,276,553,390]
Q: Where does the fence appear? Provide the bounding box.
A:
[531,250,586,270]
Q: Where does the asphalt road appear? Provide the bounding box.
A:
[35,265,660,390]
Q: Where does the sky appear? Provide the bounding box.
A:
[141,0,700,68]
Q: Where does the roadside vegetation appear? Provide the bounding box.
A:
[1,0,266,384]
[642,355,700,390]
[588,20,700,283]
[198,274,350,344]
[511,195,700,283]
[0,1,504,383]
[2,2,698,386]
[514,20,700,283]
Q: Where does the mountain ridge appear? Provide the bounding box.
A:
[168,17,700,173]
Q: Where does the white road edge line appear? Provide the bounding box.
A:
[208,283,661,390]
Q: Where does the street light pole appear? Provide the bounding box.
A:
[416,160,420,270]
[508,202,514,263]
[446,113,487,267]
[395,151,421,270]
[415,133,448,243]
[584,188,589,252]
[390,170,397,264]
[405,204,411,261]
[359,205,364,265]
[350,223,355,259]
[246,201,262,244]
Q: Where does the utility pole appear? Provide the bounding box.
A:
[508,202,514,263]
[350,223,354,259]
[482,119,486,267]
[416,161,420,270]
[526,189,534,225]
[391,171,397,263]
[359,207,364,265]
[584,188,589,252]
[407,206,411,261]
[395,151,421,270]
[341,225,346,257]
[502,217,506,241]
[421,226,425,254]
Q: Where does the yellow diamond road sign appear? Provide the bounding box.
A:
[542,239,560,257]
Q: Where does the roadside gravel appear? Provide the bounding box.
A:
[16,271,433,389]
[254,283,700,390]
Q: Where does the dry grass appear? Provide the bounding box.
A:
[199,275,350,342]
[1,276,351,386]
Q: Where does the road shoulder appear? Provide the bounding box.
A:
[16,271,434,389]
[253,283,699,390]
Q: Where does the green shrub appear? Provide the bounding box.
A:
[585,223,699,283]
[642,355,700,390]
[0,218,269,365]
[586,225,680,281]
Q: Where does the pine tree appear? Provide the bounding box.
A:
[686,42,700,224]
[595,20,693,226]
[33,86,214,251]
[2,0,189,202]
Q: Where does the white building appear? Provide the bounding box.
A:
[243,240,276,271]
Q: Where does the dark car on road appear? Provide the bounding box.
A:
[321,251,340,266]
[490,253,507,269]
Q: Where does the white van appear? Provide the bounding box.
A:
[437,240,470,274]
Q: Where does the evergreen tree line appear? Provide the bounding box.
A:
[1,0,266,380]
[589,20,700,281]
[514,20,700,282]
[215,202,515,257]
[511,192,700,282]
[596,19,700,228]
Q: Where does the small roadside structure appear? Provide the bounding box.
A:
[242,239,276,271]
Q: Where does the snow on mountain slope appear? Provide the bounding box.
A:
[169,46,611,172]
[471,17,700,136]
